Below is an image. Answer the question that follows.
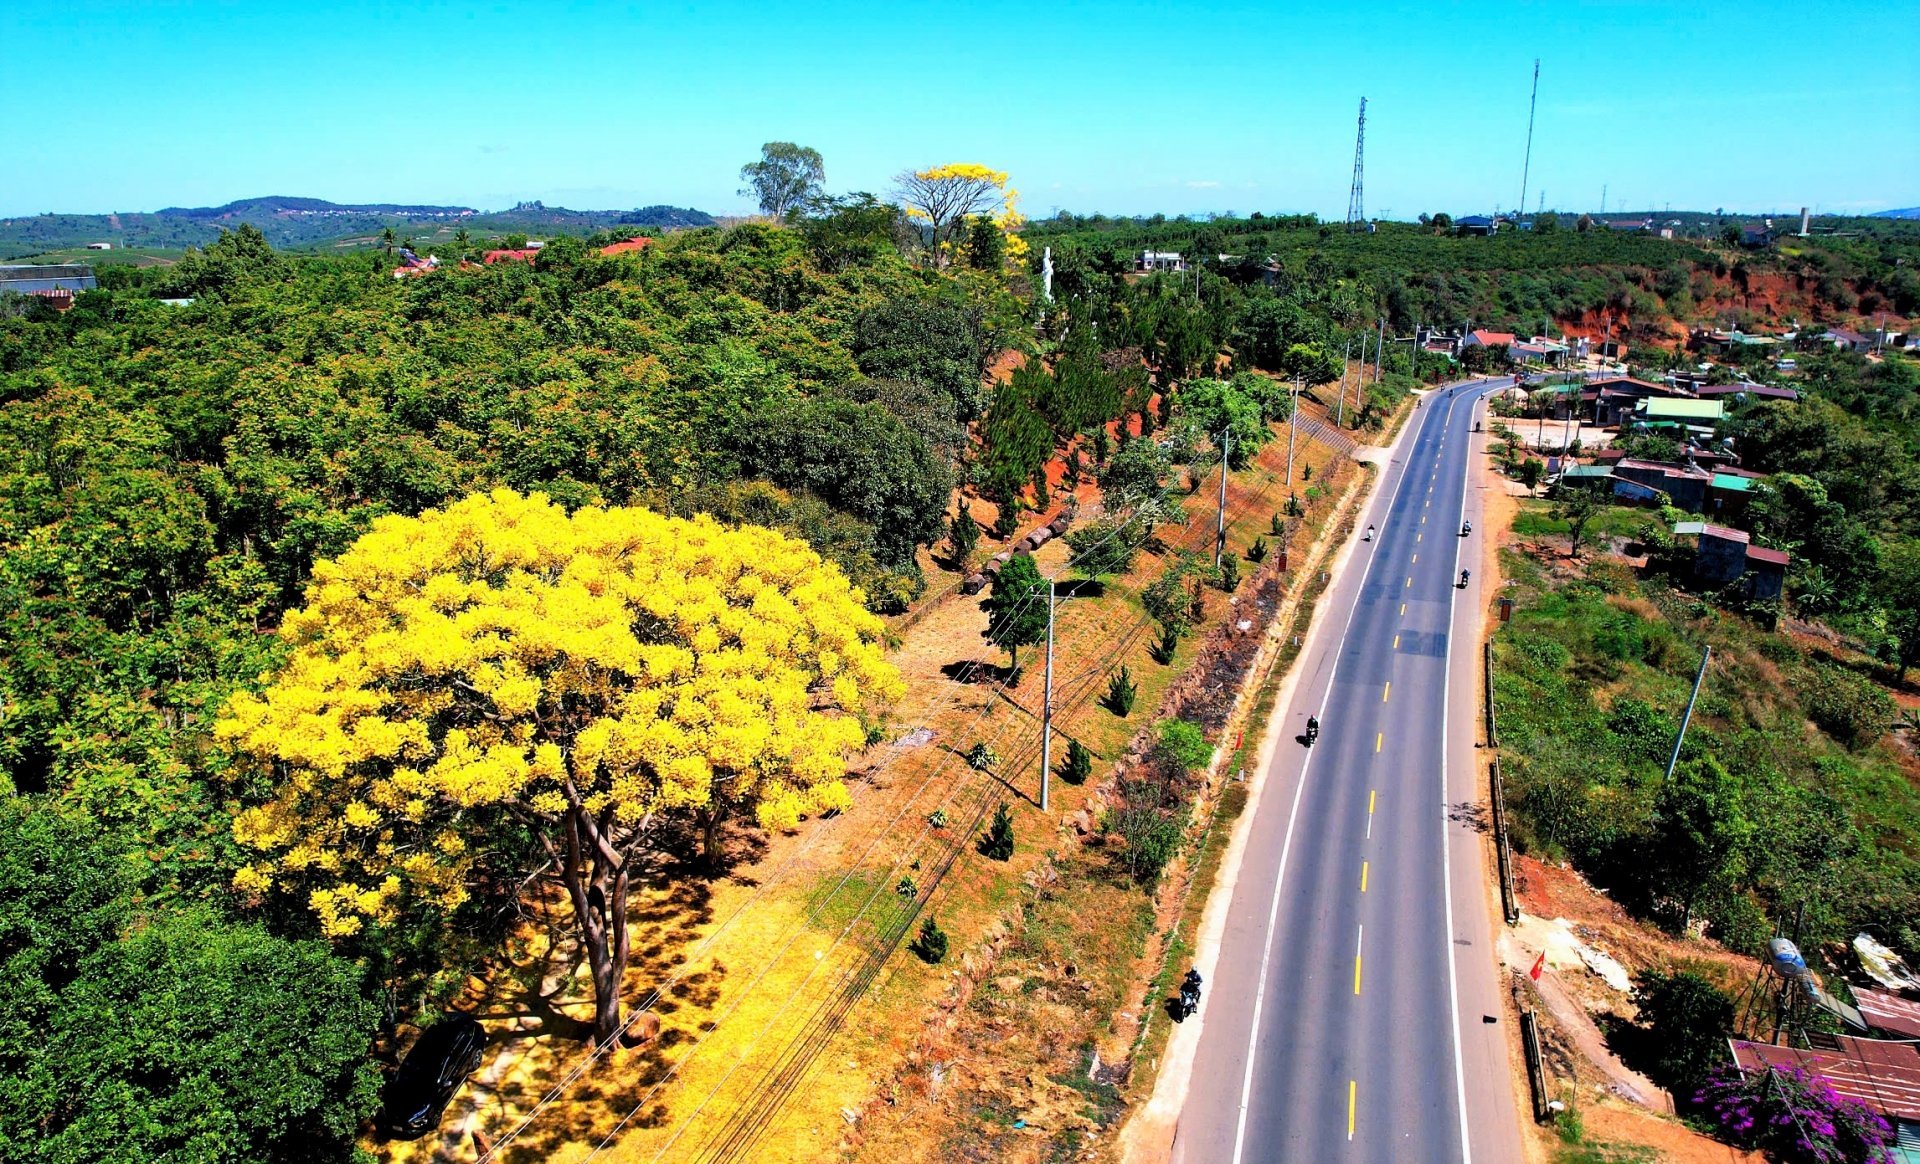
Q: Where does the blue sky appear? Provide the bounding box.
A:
[4,0,1914,219]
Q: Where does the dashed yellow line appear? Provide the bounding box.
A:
[1375,731,1383,751]
[1369,788,1376,814]
[1405,576,1412,588]
[1417,532,1422,543]
[1392,633,1400,649]
[1382,682,1391,702]
[1399,602,1406,616]
[1361,860,1370,892]
[1411,553,1418,564]
[1348,1079,1357,1140]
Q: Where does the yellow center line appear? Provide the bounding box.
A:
[1392,634,1400,649]
[1382,682,1391,702]
[1367,789,1376,838]
[1353,926,1365,994]
[1369,788,1376,814]
[1375,731,1383,751]
[1348,1079,1357,1140]
[1405,576,1412,588]
[1361,859,1370,891]
[1399,602,1406,615]
[1411,553,1418,564]
[1417,532,1422,542]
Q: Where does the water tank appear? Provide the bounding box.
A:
[1769,938,1808,979]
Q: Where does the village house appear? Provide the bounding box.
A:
[1674,521,1789,601]
[1137,250,1185,273]
[1728,1035,1920,1158]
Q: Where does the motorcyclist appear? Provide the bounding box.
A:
[1364,524,1375,542]
[1306,714,1320,743]
[1180,968,1204,1017]
[1459,569,1471,588]
[1462,520,1472,536]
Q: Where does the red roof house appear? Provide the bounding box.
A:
[599,237,653,257]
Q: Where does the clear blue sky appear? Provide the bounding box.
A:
[5,0,1914,220]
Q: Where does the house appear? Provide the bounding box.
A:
[0,263,98,296]
[1855,986,1920,1041]
[1729,1036,1920,1161]
[1708,471,1756,520]
[1461,328,1517,350]
[599,236,653,257]
[85,242,112,250]
[1695,383,1800,403]
[1824,327,1873,353]
[1582,375,1677,426]
[1617,459,1715,511]
[1137,250,1185,272]
[1739,223,1772,248]
[1674,522,1789,600]
[1455,215,1496,236]
[1606,217,1653,232]
[1632,397,1725,433]
[1510,337,1571,367]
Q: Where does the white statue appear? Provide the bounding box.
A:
[1042,246,1054,303]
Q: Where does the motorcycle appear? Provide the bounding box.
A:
[1363,525,1375,542]
[1305,716,1320,746]
[1459,569,1471,588]
[1462,521,1472,536]
[1179,969,1204,1019]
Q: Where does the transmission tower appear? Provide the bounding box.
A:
[1345,97,1367,230]
[1518,60,1539,226]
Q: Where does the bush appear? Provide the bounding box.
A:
[979,802,1015,861]
[1150,623,1179,665]
[1103,786,1189,885]
[908,916,949,964]
[1060,739,1094,785]
[1154,720,1213,779]
[1802,663,1894,750]
[966,742,1001,771]
[1247,536,1268,563]
[1218,553,1241,591]
[1631,970,1735,1094]
[1103,666,1137,716]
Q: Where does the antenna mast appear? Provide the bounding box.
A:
[1345,97,1367,231]
[1518,60,1540,225]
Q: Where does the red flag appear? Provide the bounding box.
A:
[1529,952,1547,981]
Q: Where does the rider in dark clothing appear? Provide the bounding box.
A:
[1180,968,1204,1015]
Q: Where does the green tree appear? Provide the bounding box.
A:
[981,554,1049,674]
[1550,487,1603,557]
[1649,754,1751,928]
[1102,666,1137,716]
[1066,516,1137,581]
[1177,378,1268,468]
[1631,969,1734,1093]
[1060,739,1094,785]
[979,802,1015,861]
[908,915,949,963]
[964,215,1006,270]
[738,141,826,218]
[949,508,979,564]
[1153,719,1213,779]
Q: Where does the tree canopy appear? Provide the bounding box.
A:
[738,141,826,218]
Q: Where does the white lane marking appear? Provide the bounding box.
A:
[1229,385,1445,1164]
[1439,387,1477,1164]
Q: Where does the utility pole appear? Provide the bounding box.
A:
[1040,577,1054,812]
[1215,427,1231,569]
[1663,646,1711,783]
[1285,378,1300,512]
[1374,317,1385,383]
[1336,337,1352,427]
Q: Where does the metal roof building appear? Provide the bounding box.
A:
[0,264,98,295]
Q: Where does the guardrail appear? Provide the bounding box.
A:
[1520,1009,1551,1122]
[1485,640,1520,925]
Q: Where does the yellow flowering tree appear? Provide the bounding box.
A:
[217,489,900,1043]
[892,163,1023,267]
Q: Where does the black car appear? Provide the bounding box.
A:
[380,1014,488,1140]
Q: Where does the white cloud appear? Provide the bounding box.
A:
[1185,180,1221,189]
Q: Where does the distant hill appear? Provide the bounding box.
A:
[0,196,715,259]
[1874,207,1920,220]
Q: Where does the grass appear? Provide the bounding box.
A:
[1510,500,1660,543]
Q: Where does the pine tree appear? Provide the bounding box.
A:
[979,803,1015,860]
[949,508,978,564]
[1061,739,1094,785]
[909,915,949,964]
[1103,666,1137,716]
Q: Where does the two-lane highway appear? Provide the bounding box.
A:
[1172,381,1522,1163]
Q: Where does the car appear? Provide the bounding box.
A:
[380,1014,488,1140]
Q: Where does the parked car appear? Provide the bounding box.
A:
[380,1014,488,1140]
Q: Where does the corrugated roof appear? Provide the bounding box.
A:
[1711,473,1755,492]
[1672,521,1708,535]
[1638,398,1726,420]
[1701,524,1749,543]
[1857,988,1920,1040]
[1747,545,1791,567]
[1563,465,1614,477]
[1730,1037,1920,1121]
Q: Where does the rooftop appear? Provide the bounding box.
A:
[1638,398,1726,421]
[1711,473,1756,492]
[1856,987,1920,1040]
[1746,544,1791,567]
[1617,458,1713,479]
[1730,1036,1920,1121]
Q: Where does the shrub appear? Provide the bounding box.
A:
[979,803,1015,860]
[1154,720,1213,779]
[1802,663,1893,750]
[1060,739,1094,785]
[966,742,1001,771]
[1270,512,1284,536]
[1103,667,1137,716]
[1103,787,1189,885]
[927,807,949,829]
[1247,536,1269,564]
[1218,553,1241,591]
[1631,970,1735,1094]
[908,916,949,964]
[948,509,978,563]
[896,875,919,898]
[1150,623,1180,665]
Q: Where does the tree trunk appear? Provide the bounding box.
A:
[558,805,635,1047]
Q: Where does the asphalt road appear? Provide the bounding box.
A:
[1172,381,1523,1164]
